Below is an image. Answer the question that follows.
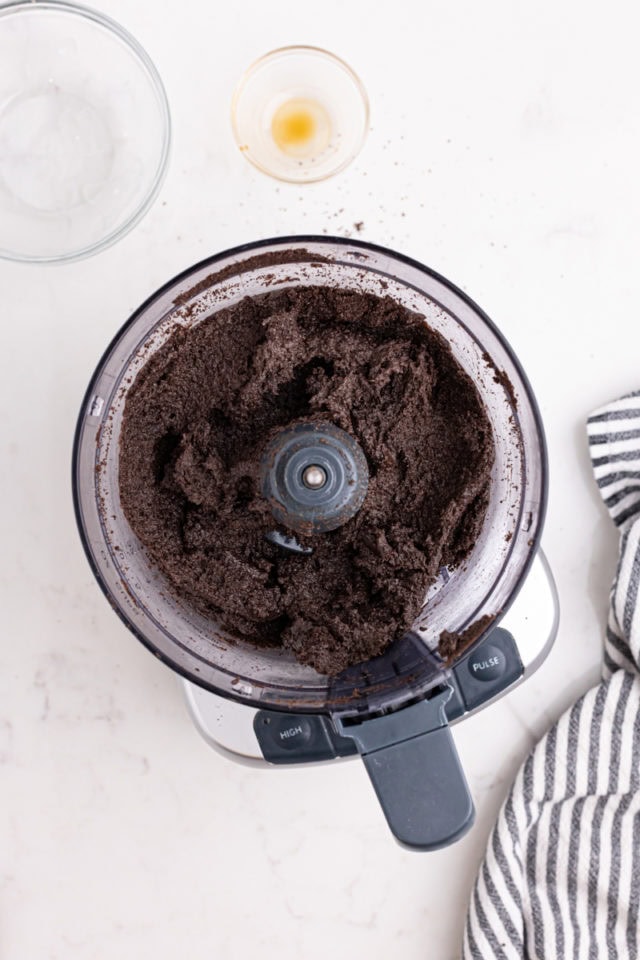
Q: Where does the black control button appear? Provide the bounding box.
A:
[254,711,337,764]
[467,644,506,682]
[271,716,313,749]
[454,628,523,712]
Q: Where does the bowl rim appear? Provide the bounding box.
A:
[0,0,171,264]
[230,44,370,184]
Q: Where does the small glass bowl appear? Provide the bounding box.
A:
[231,45,369,184]
[0,0,171,263]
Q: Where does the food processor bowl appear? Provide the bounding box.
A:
[73,237,547,849]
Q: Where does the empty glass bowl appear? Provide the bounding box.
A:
[0,0,171,262]
[231,46,369,183]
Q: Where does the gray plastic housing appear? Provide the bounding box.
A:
[334,688,475,850]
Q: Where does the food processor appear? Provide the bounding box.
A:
[73,237,558,851]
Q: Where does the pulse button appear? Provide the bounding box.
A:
[452,628,523,713]
[467,645,506,682]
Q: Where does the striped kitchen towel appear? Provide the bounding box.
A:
[463,390,640,959]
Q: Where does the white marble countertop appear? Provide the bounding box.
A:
[2,0,638,956]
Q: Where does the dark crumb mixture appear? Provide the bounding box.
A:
[439,614,496,665]
[119,285,495,675]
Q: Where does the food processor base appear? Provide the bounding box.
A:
[182,549,559,767]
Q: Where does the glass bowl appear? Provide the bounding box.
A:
[0,0,171,263]
[231,46,369,183]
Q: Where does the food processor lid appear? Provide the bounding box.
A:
[73,236,547,718]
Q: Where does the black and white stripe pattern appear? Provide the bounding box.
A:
[463,391,640,959]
